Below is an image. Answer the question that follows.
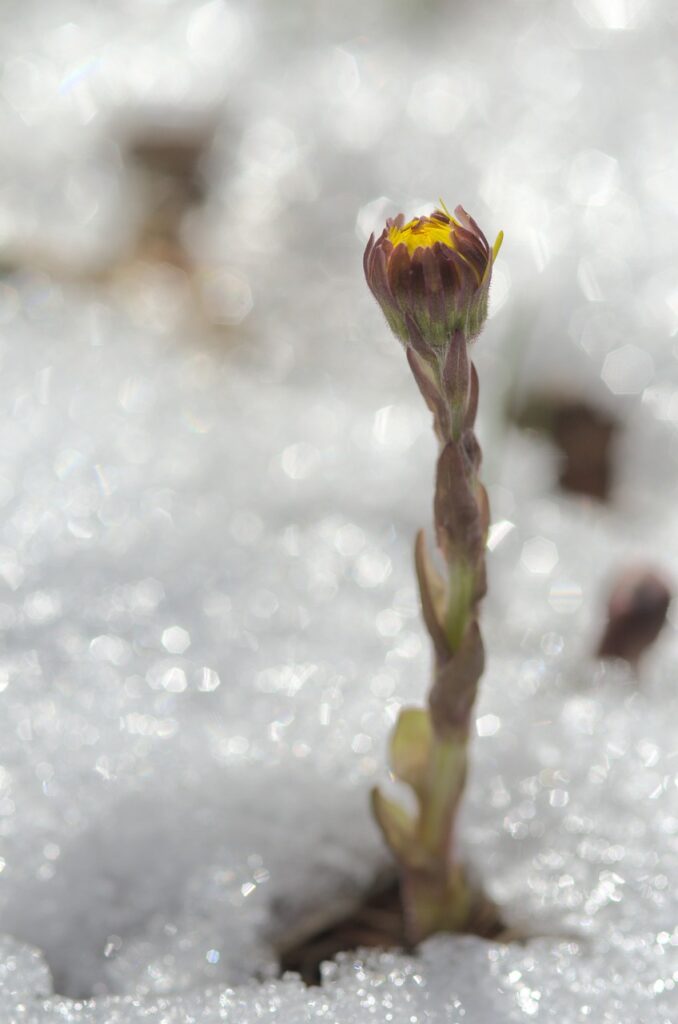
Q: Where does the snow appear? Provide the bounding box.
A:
[0,0,677,1021]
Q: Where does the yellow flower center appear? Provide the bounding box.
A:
[388,213,458,255]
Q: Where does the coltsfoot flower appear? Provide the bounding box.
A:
[363,203,503,349]
[364,197,502,944]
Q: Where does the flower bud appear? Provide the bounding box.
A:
[363,204,502,349]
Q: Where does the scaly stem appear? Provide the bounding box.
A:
[418,733,465,855]
[371,333,490,946]
[445,561,474,653]
[397,344,487,945]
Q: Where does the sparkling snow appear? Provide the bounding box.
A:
[0,0,678,1021]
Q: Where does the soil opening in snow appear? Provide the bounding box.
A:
[276,873,509,985]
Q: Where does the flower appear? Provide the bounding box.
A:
[363,204,503,349]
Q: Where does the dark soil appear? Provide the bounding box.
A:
[276,873,508,986]
[513,394,617,501]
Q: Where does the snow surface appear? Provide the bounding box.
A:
[1,0,678,1021]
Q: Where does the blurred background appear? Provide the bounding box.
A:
[2,0,678,1007]
[4,0,678,366]
[4,0,678,485]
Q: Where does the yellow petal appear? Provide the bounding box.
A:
[388,214,458,255]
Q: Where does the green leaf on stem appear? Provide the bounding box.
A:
[371,786,416,860]
[389,706,433,799]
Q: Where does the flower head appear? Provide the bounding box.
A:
[364,204,502,349]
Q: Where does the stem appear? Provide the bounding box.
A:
[374,352,488,946]
[445,561,474,652]
[418,733,465,854]
[404,352,487,942]
[402,861,472,945]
